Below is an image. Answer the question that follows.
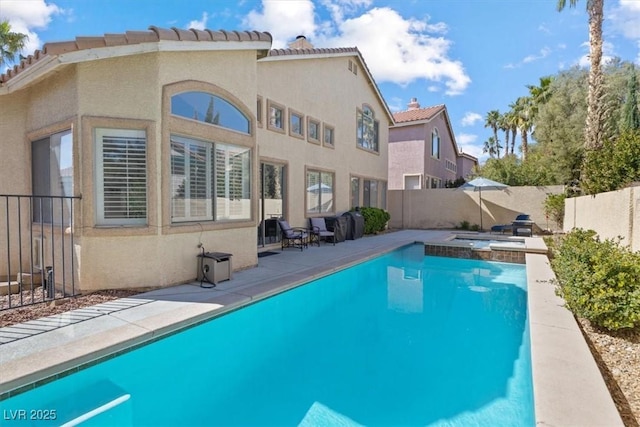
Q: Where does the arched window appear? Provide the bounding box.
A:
[171,92,250,134]
[357,105,379,152]
[431,128,440,159]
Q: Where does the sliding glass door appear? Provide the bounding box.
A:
[258,163,286,246]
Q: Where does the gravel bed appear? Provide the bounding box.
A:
[577,318,640,427]
[0,288,143,328]
[1,289,639,426]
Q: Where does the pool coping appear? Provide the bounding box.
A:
[0,230,624,426]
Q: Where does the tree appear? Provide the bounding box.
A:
[557,0,606,150]
[621,65,640,132]
[511,96,533,160]
[484,110,501,157]
[532,67,588,184]
[0,20,28,67]
[483,136,501,159]
[527,76,553,119]
[581,130,640,194]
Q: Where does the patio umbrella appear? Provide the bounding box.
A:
[307,183,332,193]
[460,177,508,230]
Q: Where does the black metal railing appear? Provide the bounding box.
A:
[0,194,81,311]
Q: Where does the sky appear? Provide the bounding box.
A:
[2,0,640,162]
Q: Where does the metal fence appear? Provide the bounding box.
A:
[1,194,81,311]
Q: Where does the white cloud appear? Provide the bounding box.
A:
[245,1,471,96]
[577,40,616,67]
[187,12,209,31]
[538,24,551,35]
[387,96,405,112]
[243,0,317,48]
[612,0,640,39]
[522,47,551,64]
[456,133,483,159]
[0,0,62,56]
[461,112,482,127]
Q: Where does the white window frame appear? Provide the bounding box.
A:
[431,128,441,159]
[95,128,147,226]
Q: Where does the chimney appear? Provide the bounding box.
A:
[407,97,420,110]
[288,35,314,50]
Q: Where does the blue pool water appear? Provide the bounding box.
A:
[1,244,534,426]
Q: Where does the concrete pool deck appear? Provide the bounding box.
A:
[0,229,624,426]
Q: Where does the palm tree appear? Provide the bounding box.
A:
[557,0,605,150]
[511,96,533,161]
[527,76,553,119]
[502,108,519,155]
[498,113,511,158]
[483,136,502,159]
[0,20,28,67]
[484,110,501,154]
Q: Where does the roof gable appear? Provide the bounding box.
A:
[1,26,272,90]
[261,47,394,124]
[391,103,476,161]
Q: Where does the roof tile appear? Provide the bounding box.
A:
[393,105,445,123]
[75,37,107,50]
[149,26,179,41]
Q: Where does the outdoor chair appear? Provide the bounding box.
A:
[277,219,309,251]
[491,214,531,235]
[309,217,335,246]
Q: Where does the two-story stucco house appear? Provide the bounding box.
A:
[388,98,477,190]
[0,27,392,293]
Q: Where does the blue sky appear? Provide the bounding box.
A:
[2,0,640,162]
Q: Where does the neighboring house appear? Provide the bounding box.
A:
[0,28,391,292]
[388,98,477,190]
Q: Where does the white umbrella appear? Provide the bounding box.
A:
[307,183,332,193]
[460,177,508,230]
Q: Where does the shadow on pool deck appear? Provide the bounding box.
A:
[0,229,624,426]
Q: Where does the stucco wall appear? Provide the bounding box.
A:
[257,55,389,228]
[388,185,564,231]
[388,139,425,189]
[388,116,462,190]
[564,186,639,251]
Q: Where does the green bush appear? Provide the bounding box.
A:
[543,193,566,229]
[356,207,390,234]
[551,228,640,330]
[455,220,470,230]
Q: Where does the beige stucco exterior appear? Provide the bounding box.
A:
[388,186,565,231]
[0,34,391,292]
[257,54,390,228]
[564,185,639,252]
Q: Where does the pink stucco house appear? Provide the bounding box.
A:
[389,98,477,190]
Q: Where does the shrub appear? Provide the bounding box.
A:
[357,207,390,234]
[551,228,640,330]
[455,220,470,230]
[543,193,566,229]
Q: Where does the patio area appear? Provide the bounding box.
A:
[0,229,623,426]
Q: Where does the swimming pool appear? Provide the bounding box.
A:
[0,244,534,426]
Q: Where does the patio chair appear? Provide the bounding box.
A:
[277,219,309,251]
[490,214,531,234]
[309,217,335,246]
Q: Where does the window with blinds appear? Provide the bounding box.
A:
[171,135,213,222]
[170,135,251,222]
[95,128,147,225]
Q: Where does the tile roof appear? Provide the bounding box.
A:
[392,104,446,124]
[268,47,358,57]
[0,26,272,85]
